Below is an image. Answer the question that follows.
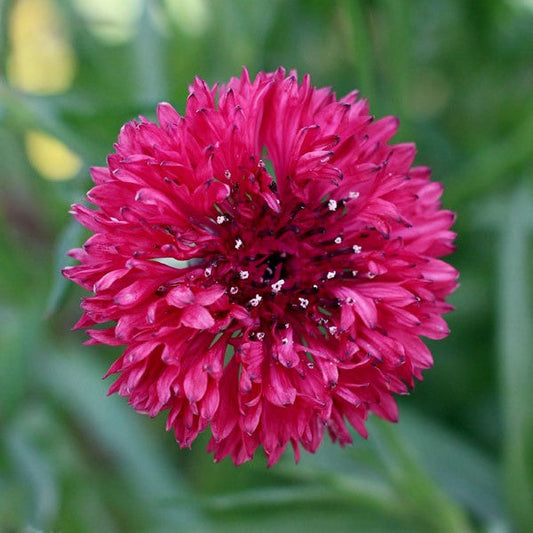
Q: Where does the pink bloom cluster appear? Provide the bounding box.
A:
[64,68,457,466]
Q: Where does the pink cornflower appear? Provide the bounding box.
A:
[63,68,457,466]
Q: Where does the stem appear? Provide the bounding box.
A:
[375,420,475,533]
[341,0,377,99]
[497,186,533,532]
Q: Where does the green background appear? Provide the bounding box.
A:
[1,0,532,531]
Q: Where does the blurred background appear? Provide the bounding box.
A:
[1,0,532,531]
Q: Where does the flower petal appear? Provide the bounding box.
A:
[181,304,215,330]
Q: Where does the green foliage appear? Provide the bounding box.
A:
[1,0,532,531]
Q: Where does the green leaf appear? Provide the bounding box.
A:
[38,349,210,532]
[44,218,86,317]
[0,82,101,162]
[393,410,506,527]
[4,423,59,530]
[0,307,39,421]
[448,114,533,207]
[132,2,167,106]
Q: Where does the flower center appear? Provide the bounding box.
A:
[199,166,364,330]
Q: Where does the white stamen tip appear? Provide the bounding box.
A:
[349,191,360,199]
[326,271,336,280]
[334,236,342,244]
[271,279,285,293]
[249,294,262,307]
[204,267,212,277]
[256,332,265,341]
[216,215,226,225]
[328,199,338,211]
[230,286,239,295]
[239,270,249,280]
[367,272,376,279]
[224,170,231,178]
[281,338,288,345]
[346,297,354,305]
[352,244,362,254]
[328,326,337,335]
[299,297,309,309]
[235,238,243,249]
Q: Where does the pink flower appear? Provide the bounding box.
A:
[63,68,457,466]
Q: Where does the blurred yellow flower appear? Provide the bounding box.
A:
[7,0,76,94]
[25,130,82,181]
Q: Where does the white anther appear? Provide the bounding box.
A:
[281,338,288,345]
[216,215,226,225]
[326,271,336,280]
[352,270,358,277]
[224,170,231,178]
[204,266,212,277]
[334,236,343,244]
[299,297,309,309]
[328,199,338,211]
[345,297,354,305]
[239,270,249,280]
[271,279,285,293]
[352,244,362,254]
[349,191,360,199]
[235,238,243,250]
[249,294,262,307]
[230,286,239,295]
[256,332,265,341]
[367,272,376,279]
[328,326,337,335]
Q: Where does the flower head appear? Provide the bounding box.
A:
[64,68,457,466]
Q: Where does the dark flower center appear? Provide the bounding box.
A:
[198,165,364,333]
